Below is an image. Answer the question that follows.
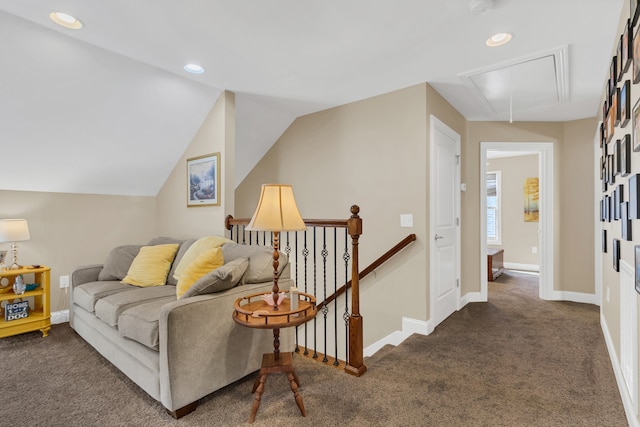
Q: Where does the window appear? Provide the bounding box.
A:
[487,171,501,245]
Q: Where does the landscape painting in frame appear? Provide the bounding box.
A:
[187,152,220,207]
[524,178,539,222]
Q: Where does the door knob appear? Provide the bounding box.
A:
[435,234,444,241]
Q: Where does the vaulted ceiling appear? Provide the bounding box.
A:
[0,1,623,196]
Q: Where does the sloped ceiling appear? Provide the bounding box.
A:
[0,0,624,196]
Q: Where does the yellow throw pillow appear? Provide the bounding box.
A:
[121,244,179,287]
[176,247,225,298]
[173,235,231,281]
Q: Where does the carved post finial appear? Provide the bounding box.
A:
[350,205,360,218]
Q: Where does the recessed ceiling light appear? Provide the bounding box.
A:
[486,32,512,47]
[184,64,205,74]
[49,12,83,30]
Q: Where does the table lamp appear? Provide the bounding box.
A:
[0,219,31,269]
[245,184,306,310]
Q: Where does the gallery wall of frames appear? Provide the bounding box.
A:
[600,2,640,293]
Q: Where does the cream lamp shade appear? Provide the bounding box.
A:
[0,219,30,243]
[0,219,31,269]
[246,184,306,232]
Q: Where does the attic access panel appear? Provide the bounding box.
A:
[460,46,569,115]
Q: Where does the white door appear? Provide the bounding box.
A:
[430,116,461,329]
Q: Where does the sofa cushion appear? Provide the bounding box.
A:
[118,297,176,350]
[173,236,232,281]
[222,242,288,284]
[175,247,225,298]
[180,257,249,299]
[95,286,177,327]
[73,281,136,313]
[98,245,143,281]
[122,244,179,287]
[146,236,183,246]
[167,239,195,286]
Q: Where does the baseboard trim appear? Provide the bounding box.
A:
[461,291,485,306]
[601,312,640,427]
[547,290,597,305]
[363,317,432,357]
[504,262,539,272]
[51,309,69,325]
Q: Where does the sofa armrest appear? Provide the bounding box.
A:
[158,278,294,412]
[69,264,103,329]
[70,264,103,287]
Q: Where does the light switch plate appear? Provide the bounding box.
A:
[400,214,413,228]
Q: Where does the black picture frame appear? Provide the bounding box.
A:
[615,184,623,221]
[613,139,621,177]
[621,80,631,127]
[633,0,640,28]
[621,134,631,177]
[611,57,618,101]
[614,87,621,127]
[630,174,640,219]
[608,154,616,185]
[623,19,633,75]
[635,245,640,294]
[618,36,624,83]
[610,193,616,223]
[622,201,632,241]
[603,229,607,253]
[614,239,621,272]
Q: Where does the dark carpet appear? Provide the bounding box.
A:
[0,271,627,426]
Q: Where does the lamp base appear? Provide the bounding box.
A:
[8,263,20,270]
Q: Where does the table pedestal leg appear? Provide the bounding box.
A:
[248,352,306,423]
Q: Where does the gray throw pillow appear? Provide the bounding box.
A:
[179,258,249,299]
[146,236,183,246]
[98,245,143,281]
[222,242,287,284]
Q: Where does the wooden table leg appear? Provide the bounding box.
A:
[287,371,306,416]
[249,373,267,423]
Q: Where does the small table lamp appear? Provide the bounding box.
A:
[0,219,31,269]
[245,184,306,310]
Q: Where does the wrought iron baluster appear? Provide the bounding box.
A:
[321,227,328,363]
[312,227,318,359]
[303,230,309,355]
[294,231,300,354]
[333,228,339,366]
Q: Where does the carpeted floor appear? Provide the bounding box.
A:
[0,271,628,426]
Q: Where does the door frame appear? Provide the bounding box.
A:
[479,142,554,300]
[429,115,461,326]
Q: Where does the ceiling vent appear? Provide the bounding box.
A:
[459,46,569,116]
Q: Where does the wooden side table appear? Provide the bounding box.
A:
[233,291,317,424]
[0,266,51,338]
[487,248,504,281]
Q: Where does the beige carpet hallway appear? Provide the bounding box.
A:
[0,271,627,426]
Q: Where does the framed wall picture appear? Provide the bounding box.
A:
[630,174,640,219]
[613,139,621,177]
[622,201,632,241]
[610,56,618,100]
[618,36,624,83]
[614,239,621,272]
[186,152,220,207]
[634,23,640,84]
[607,106,615,144]
[633,0,640,28]
[615,184,623,221]
[633,98,640,151]
[620,80,631,127]
[635,246,640,294]
[621,134,631,177]
[623,20,633,75]
[603,229,607,253]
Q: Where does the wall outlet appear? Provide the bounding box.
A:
[531,246,537,254]
[59,275,69,288]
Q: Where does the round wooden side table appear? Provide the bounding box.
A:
[233,291,317,423]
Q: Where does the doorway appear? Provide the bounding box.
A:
[480,142,554,301]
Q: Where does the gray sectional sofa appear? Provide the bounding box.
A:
[69,237,293,418]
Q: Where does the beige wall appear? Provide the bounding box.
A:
[237,84,430,345]
[487,154,540,267]
[156,91,235,238]
[0,190,156,312]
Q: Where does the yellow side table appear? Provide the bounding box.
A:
[0,266,51,338]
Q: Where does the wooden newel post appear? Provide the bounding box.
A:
[345,205,367,376]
